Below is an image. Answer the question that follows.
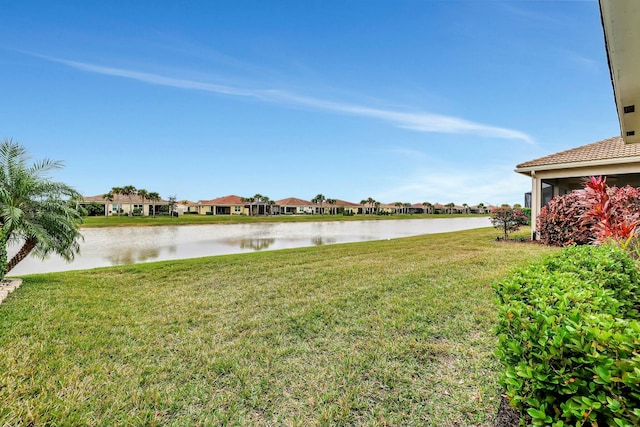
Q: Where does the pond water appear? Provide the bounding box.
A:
[8,217,491,275]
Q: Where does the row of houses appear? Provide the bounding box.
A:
[80,194,497,217]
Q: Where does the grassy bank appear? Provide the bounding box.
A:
[81,213,487,228]
[0,228,556,426]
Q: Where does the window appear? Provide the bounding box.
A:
[541,182,554,207]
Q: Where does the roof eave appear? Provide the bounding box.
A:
[515,155,640,175]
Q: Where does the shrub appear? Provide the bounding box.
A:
[537,177,640,247]
[495,245,640,427]
[536,191,595,246]
[521,207,532,225]
[490,206,529,240]
[582,176,640,248]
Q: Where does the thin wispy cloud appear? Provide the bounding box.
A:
[36,53,534,144]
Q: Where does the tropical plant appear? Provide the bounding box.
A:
[110,186,123,216]
[102,192,114,216]
[422,201,433,214]
[168,195,177,217]
[536,191,595,246]
[147,191,161,217]
[311,194,325,215]
[0,139,83,273]
[326,198,337,215]
[582,176,640,249]
[490,206,528,240]
[537,177,640,247]
[121,185,137,216]
[85,202,105,217]
[137,188,149,216]
[445,202,455,214]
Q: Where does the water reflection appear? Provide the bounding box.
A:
[311,236,337,246]
[9,217,490,275]
[235,238,276,251]
[105,247,162,265]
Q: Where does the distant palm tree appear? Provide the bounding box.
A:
[477,202,485,214]
[148,191,160,217]
[326,198,337,215]
[111,186,123,216]
[394,201,403,214]
[241,196,254,216]
[359,199,367,215]
[121,185,137,216]
[365,197,377,215]
[0,140,83,274]
[137,188,149,216]
[311,193,326,215]
[403,202,411,214]
[103,192,114,217]
[445,202,455,214]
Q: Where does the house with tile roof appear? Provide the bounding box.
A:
[515,135,640,237]
[276,197,316,214]
[82,194,169,216]
[196,195,249,215]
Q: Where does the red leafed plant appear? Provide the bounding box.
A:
[536,176,640,248]
[582,176,640,249]
[537,191,596,246]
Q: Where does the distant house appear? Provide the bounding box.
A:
[515,136,640,237]
[330,199,361,215]
[81,194,168,216]
[197,195,248,215]
[276,197,316,214]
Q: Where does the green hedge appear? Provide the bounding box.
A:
[495,245,640,426]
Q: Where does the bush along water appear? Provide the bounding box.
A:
[495,245,640,427]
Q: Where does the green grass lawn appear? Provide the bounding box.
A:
[0,228,555,426]
[81,213,487,228]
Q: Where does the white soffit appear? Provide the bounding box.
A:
[600,0,640,144]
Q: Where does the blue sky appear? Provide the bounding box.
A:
[0,0,618,205]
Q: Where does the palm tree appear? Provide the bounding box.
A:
[359,199,367,215]
[148,192,160,217]
[311,193,325,215]
[137,188,149,216]
[326,198,337,215]
[241,196,254,216]
[366,197,376,215]
[0,139,83,274]
[121,185,137,216]
[403,202,412,214]
[103,192,114,217]
[422,202,433,214]
[394,201,403,214]
[445,202,455,214]
[111,186,123,216]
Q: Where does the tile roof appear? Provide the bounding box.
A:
[516,136,640,169]
[199,195,245,205]
[276,197,314,206]
[82,194,168,203]
[329,199,361,207]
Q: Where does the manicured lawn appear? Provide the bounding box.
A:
[0,228,556,426]
[81,213,487,228]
